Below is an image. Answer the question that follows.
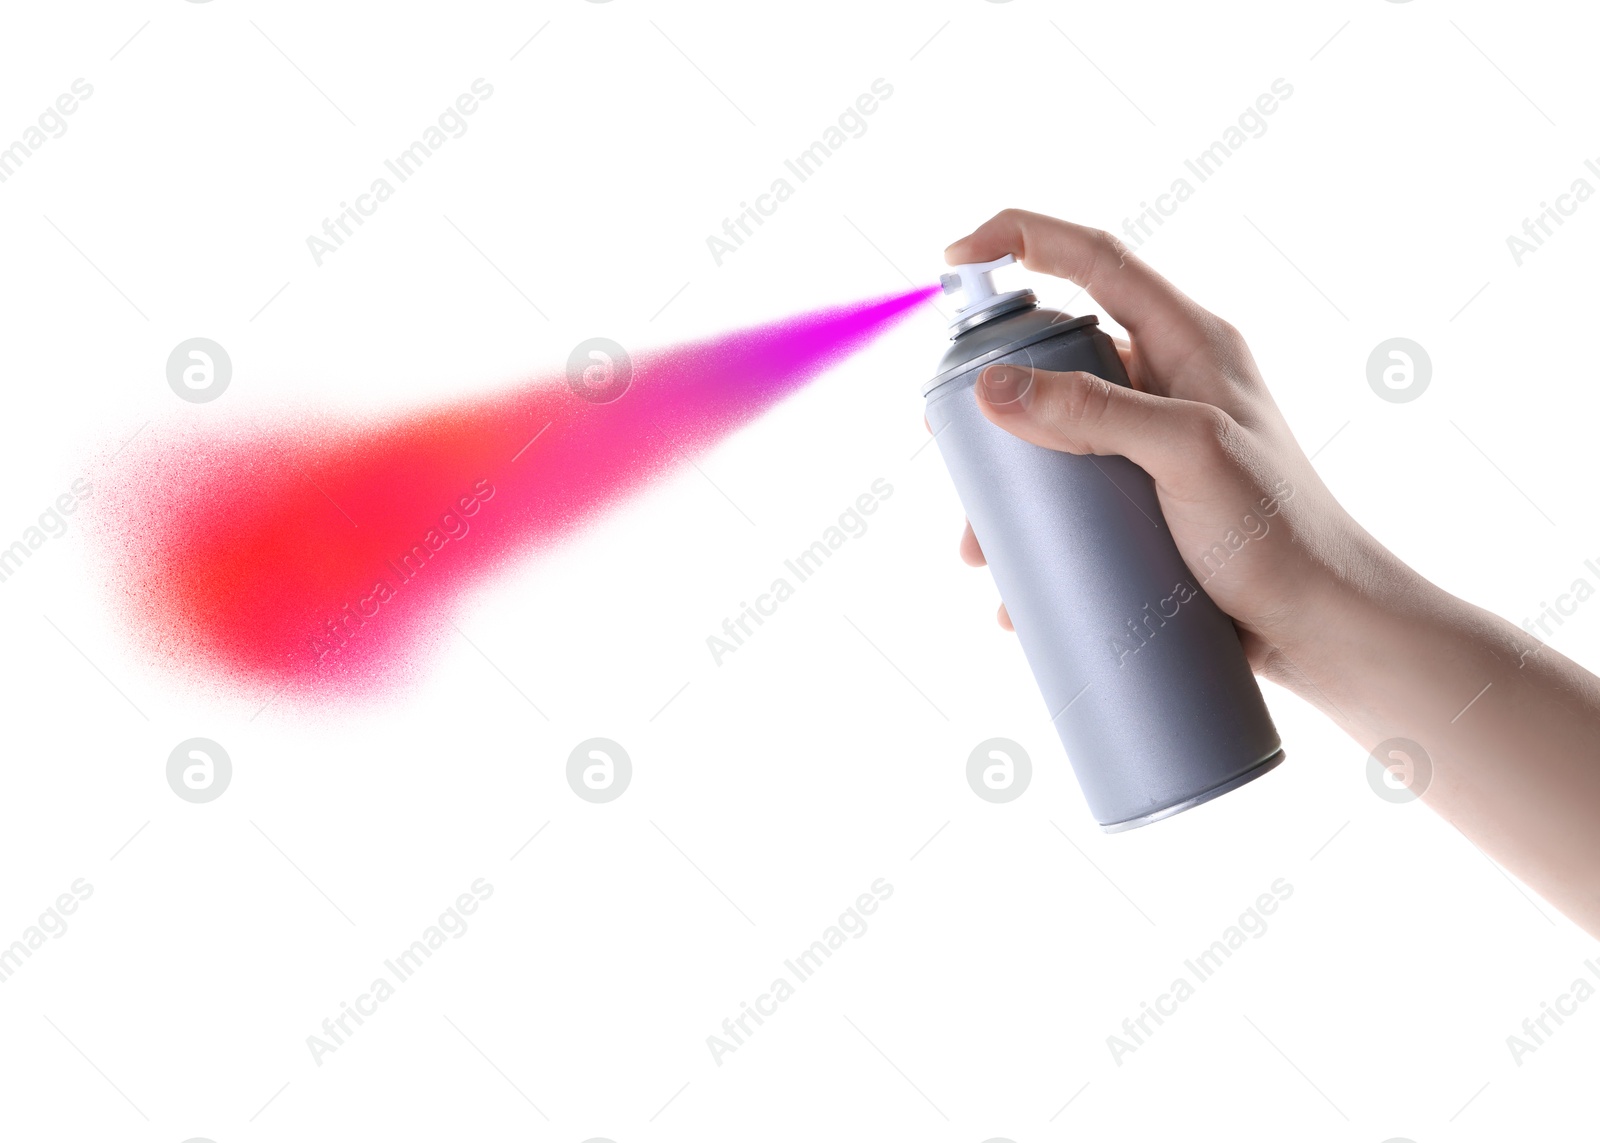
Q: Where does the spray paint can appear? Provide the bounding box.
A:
[926,256,1283,831]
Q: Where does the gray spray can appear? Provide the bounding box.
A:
[926,256,1284,831]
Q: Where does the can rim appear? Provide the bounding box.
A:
[1098,748,1286,833]
[948,291,1037,337]
[922,312,1100,398]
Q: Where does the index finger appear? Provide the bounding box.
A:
[945,209,1211,350]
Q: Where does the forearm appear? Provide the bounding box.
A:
[1277,540,1600,935]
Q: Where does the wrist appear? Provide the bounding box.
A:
[1263,523,1438,727]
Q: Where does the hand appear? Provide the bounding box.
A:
[941,209,1406,689]
[939,213,1600,940]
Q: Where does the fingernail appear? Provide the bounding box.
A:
[979,364,1031,408]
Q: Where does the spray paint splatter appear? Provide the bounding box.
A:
[90,285,937,701]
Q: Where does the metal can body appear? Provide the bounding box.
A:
[925,306,1283,830]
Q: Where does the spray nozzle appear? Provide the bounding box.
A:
[939,254,1035,335]
[940,254,1015,305]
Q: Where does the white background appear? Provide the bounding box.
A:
[1,1,1597,1140]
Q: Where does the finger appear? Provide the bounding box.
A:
[975,363,1230,490]
[960,519,986,567]
[945,209,1213,356]
[998,602,1013,632]
[1110,337,1145,392]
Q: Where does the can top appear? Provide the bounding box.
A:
[939,254,1037,336]
[923,306,1099,397]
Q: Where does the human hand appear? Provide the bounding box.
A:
[942,209,1405,687]
[941,212,1600,941]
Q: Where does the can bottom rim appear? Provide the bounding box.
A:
[1098,748,1286,834]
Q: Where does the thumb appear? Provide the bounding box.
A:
[974,363,1225,486]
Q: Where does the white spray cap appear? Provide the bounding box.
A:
[939,254,1035,335]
